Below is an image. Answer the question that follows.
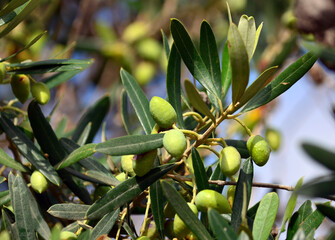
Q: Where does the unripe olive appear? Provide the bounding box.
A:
[195,189,231,214]
[60,231,77,240]
[149,96,177,129]
[164,202,176,219]
[30,170,48,194]
[141,220,159,239]
[31,82,50,105]
[173,203,198,238]
[219,146,241,176]
[265,128,281,151]
[10,74,30,104]
[122,21,149,43]
[227,185,236,208]
[136,38,162,61]
[121,155,136,176]
[134,61,156,85]
[132,149,157,177]
[0,230,10,240]
[0,63,6,83]
[163,129,187,158]
[247,135,271,166]
[115,172,126,182]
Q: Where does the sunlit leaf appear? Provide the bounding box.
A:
[238,15,256,61]
[48,204,90,220]
[0,148,28,172]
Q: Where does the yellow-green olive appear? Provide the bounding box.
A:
[173,203,198,238]
[132,149,157,177]
[195,189,231,214]
[121,155,136,176]
[149,96,177,129]
[163,129,186,158]
[31,82,50,105]
[30,170,48,194]
[247,135,271,166]
[10,74,30,104]
[219,146,241,177]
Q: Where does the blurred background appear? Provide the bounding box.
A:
[1,0,335,238]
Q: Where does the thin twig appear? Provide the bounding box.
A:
[208,180,295,191]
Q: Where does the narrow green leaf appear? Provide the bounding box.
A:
[300,207,326,235]
[1,31,47,62]
[44,70,82,89]
[252,192,279,240]
[90,209,119,240]
[10,175,35,240]
[85,170,120,186]
[48,204,90,220]
[56,143,96,170]
[28,101,92,204]
[209,163,226,193]
[236,66,278,110]
[277,177,304,239]
[161,181,213,240]
[225,139,250,158]
[77,230,91,240]
[76,123,91,146]
[86,164,175,220]
[26,179,51,240]
[72,95,110,143]
[252,23,263,57]
[7,58,92,74]
[0,190,10,206]
[200,20,222,97]
[120,69,155,134]
[228,23,250,104]
[150,181,165,239]
[192,148,209,191]
[170,18,219,98]
[2,207,19,240]
[0,0,28,17]
[208,208,238,240]
[287,200,313,240]
[167,43,184,129]
[316,203,335,222]
[123,222,136,240]
[0,113,60,185]
[121,89,132,135]
[0,4,26,27]
[238,15,256,61]
[302,143,335,171]
[292,229,305,240]
[242,51,318,113]
[0,0,42,38]
[0,148,28,172]
[231,158,254,231]
[296,174,335,198]
[161,29,170,59]
[221,41,232,98]
[95,133,164,156]
[184,79,216,123]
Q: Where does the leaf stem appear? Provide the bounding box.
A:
[197,145,220,158]
[183,111,204,124]
[232,117,252,136]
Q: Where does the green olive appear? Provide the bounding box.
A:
[163,129,187,158]
[115,172,126,182]
[149,96,177,129]
[132,149,157,176]
[10,74,30,104]
[173,203,198,238]
[195,189,231,214]
[265,128,281,151]
[247,135,271,166]
[134,61,156,85]
[121,155,136,176]
[31,82,50,105]
[60,231,77,240]
[30,170,48,194]
[0,63,6,84]
[219,146,241,177]
[93,185,112,201]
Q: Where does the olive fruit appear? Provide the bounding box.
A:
[30,170,48,194]
[163,129,187,158]
[60,231,77,240]
[173,203,198,238]
[0,230,10,240]
[195,189,231,214]
[134,61,156,85]
[116,172,126,182]
[121,155,136,176]
[93,185,112,201]
[31,82,50,105]
[10,74,30,104]
[136,38,162,61]
[149,96,177,129]
[219,146,241,176]
[265,128,281,151]
[141,220,159,239]
[132,149,157,176]
[247,135,271,166]
[0,63,6,83]
[164,202,176,219]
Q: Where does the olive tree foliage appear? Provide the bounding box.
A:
[0,1,334,240]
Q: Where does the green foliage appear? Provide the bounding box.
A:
[0,2,329,239]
